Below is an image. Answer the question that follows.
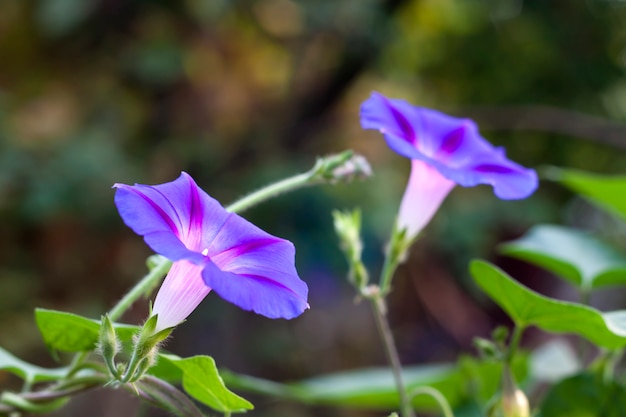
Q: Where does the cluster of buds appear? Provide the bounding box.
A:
[99,314,172,384]
[310,150,372,184]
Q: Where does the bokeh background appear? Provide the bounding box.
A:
[1,0,626,416]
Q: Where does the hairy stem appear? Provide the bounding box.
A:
[369,295,415,417]
[225,172,314,214]
[378,253,400,297]
[226,150,362,213]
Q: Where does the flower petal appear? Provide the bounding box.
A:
[398,159,456,238]
[202,261,308,319]
[360,92,538,200]
[464,152,539,199]
[203,214,309,319]
[152,260,212,332]
[361,92,418,144]
[114,172,229,260]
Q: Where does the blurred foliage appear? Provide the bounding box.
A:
[2,0,626,415]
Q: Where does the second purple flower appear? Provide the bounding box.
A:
[361,92,538,238]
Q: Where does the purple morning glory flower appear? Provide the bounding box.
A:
[114,172,309,331]
[360,92,538,237]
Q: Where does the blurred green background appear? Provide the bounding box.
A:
[1,0,626,415]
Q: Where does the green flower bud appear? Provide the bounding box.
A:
[332,209,369,289]
[473,337,500,360]
[100,315,119,356]
[99,314,120,378]
[312,150,373,183]
[501,365,530,417]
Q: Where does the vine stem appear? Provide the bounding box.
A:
[506,325,525,364]
[409,386,454,417]
[378,251,399,297]
[108,257,172,323]
[225,172,314,214]
[369,294,415,417]
[0,375,109,414]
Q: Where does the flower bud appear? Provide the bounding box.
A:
[330,153,373,182]
[502,390,530,417]
[313,150,373,183]
[99,314,121,378]
[332,209,369,289]
[501,365,530,417]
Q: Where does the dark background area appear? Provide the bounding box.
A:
[2,1,626,416]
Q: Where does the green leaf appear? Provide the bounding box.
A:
[500,224,626,291]
[295,364,461,410]
[545,167,626,222]
[222,356,528,412]
[470,260,626,348]
[148,353,183,382]
[159,354,253,413]
[35,308,139,352]
[0,346,67,384]
[36,308,100,352]
[536,373,626,417]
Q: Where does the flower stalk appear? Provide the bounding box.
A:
[108,255,172,323]
[366,291,415,417]
[227,150,371,214]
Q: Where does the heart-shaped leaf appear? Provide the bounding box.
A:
[35,308,139,352]
[159,354,253,413]
[470,260,626,348]
[536,373,626,417]
[499,224,626,291]
[545,167,626,221]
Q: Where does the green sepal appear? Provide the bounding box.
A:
[119,315,173,383]
[135,315,173,356]
[138,329,173,357]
